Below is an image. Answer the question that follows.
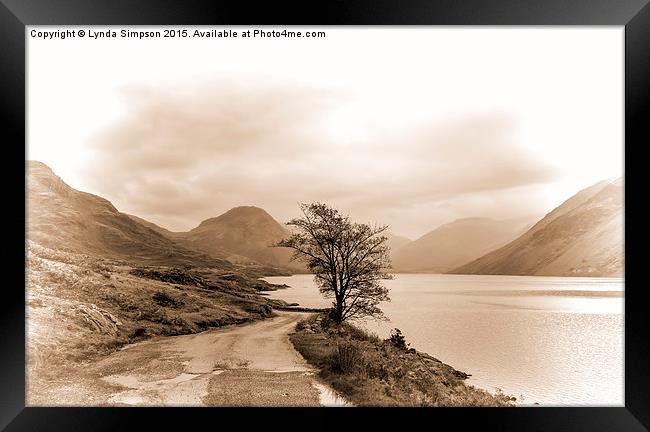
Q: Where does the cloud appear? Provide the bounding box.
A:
[81,81,559,237]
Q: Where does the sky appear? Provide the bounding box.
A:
[27,27,623,239]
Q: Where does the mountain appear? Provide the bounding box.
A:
[171,206,301,270]
[27,161,230,268]
[126,213,180,239]
[386,233,412,256]
[450,178,623,277]
[128,207,301,271]
[391,217,532,273]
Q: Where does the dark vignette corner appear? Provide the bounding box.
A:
[0,1,27,431]
[624,1,650,429]
[0,0,649,431]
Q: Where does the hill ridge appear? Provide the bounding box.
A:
[449,178,623,277]
[27,160,230,268]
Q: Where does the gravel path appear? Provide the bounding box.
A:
[81,311,347,406]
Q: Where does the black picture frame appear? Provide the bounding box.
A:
[2,1,648,430]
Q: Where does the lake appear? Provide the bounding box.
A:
[263,273,624,406]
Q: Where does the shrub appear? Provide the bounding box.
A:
[342,323,380,343]
[388,328,409,351]
[152,291,183,308]
[130,327,147,339]
[329,341,363,374]
[365,360,389,380]
[131,268,207,287]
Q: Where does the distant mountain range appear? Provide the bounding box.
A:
[28,160,300,272]
[28,161,623,277]
[390,217,533,273]
[449,178,623,277]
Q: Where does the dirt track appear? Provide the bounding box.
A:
[75,311,348,406]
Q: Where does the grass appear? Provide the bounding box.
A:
[26,240,286,402]
[290,314,516,407]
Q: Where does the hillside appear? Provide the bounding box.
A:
[391,217,532,273]
[386,232,412,258]
[135,206,303,271]
[183,206,299,269]
[125,213,181,239]
[26,239,296,404]
[450,178,623,277]
[27,161,230,268]
[26,161,297,404]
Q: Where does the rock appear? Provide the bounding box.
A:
[73,303,121,335]
[260,304,273,316]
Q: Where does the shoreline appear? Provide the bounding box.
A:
[288,314,516,407]
[262,273,623,405]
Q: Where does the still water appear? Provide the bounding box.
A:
[263,273,624,406]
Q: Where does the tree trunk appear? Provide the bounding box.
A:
[333,296,344,324]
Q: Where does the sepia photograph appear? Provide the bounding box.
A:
[25,26,624,407]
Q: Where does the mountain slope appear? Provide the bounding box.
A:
[126,213,181,239]
[171,206,301,270]
[386,233,412,256]
[27,161,230,268]
[450,179,623,277]
[391,217,532,273]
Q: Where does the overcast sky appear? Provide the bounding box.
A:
[28,27,623,239]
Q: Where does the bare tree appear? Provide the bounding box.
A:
[277,203,392,324]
